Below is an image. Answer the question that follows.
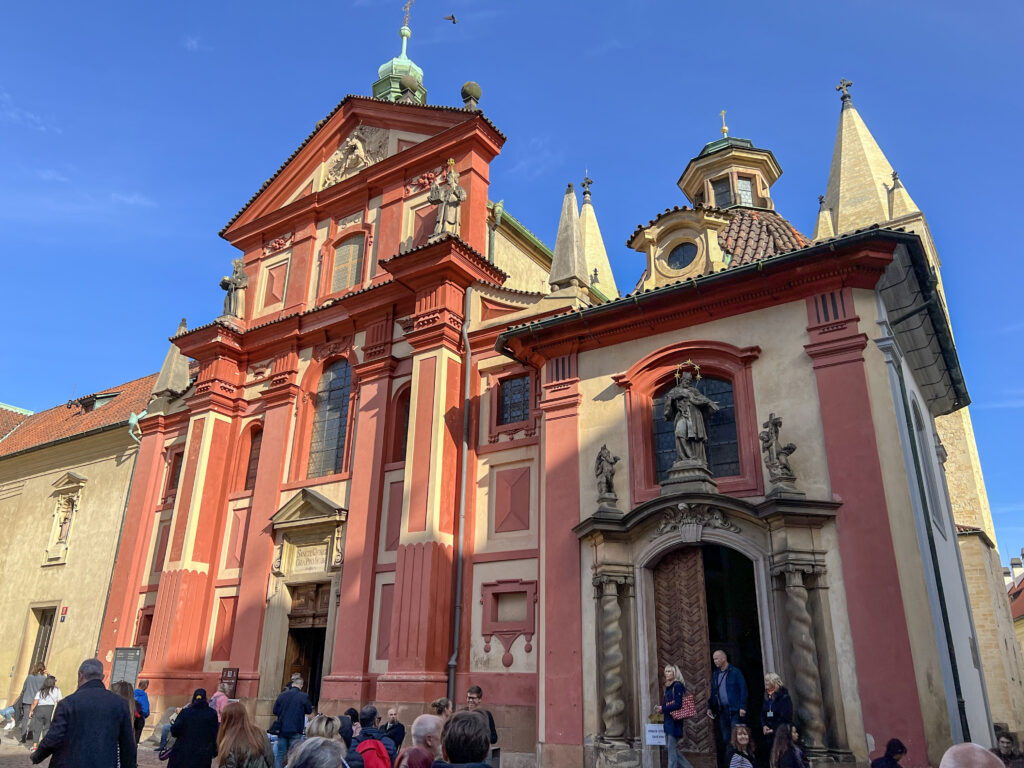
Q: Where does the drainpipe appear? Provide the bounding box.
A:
[890,355,970,740]
[448,285,474,700]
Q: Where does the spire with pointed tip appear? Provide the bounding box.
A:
[549,184,589,292]
[152,318,190,398]
[578,177,619,299]
[818,84,918,236]
[812,194,834,241]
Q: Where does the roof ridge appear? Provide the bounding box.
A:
[0,402,33,415]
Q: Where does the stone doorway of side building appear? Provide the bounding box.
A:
[283,582,330,708]
[653,545,765,768]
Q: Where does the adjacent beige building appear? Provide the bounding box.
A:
[0,375,155,704]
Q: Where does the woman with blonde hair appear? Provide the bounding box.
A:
[654,664,694,768]
[761,672,793,740]
[217,702,273,768]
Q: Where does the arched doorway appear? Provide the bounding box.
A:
[652,544,764,768]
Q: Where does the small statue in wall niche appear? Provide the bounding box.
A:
[760,411,799,494]
[55,496,75,545]
[595,444,620,507]
[428,159,467,242]
[220,258,248,318]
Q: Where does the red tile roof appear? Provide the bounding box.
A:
[0,404,30,440]
[0,374,157,458]
[719,207,810,266]
[1009,582,1024,622]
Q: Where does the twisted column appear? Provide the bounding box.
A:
[784,568,827,748]
[595,574,627,739]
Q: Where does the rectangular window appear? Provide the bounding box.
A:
[736,177,753,206]
[712,178,732,208]
[163,450,184,503]
[331,237,364,293]
[498,375,531,425]
[31,608,56,668]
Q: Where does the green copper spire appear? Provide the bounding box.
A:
[372,2,427,104]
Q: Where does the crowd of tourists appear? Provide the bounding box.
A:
[2,658,499,768]
[655,649,1021,768]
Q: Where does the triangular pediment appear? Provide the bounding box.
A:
[221,97,480,239]
[271,488,347,531]
[51,471,87,493]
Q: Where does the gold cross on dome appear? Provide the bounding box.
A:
[402,0,414,26]
[720,110,728,137]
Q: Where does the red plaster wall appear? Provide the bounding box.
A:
[408,357,436,533]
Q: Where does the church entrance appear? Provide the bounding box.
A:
[283,582,330,707]
[652,544,764,768]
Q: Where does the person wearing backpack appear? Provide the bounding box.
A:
[347,705,396,768]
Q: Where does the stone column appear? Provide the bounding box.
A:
[593,573,630,740]
[780,566,827,750]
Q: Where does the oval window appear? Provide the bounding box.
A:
[667,242,698,270]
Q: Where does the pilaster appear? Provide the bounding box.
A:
[803,290,928,763]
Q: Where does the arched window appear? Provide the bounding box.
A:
[307,360,353,478]
[652,376,738,481]
[391,387,411,464]
[331,235,365,294]
[243,427,262,491]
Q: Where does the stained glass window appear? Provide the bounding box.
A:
[498,374,530,425]
[652,376,739,482]
[307,360,353,478]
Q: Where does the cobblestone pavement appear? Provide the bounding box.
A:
[0,739,164,767]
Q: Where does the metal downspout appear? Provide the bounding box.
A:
[448,285,474,699]
[892,360,970,740]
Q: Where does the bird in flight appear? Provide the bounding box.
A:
[443,13,457,23]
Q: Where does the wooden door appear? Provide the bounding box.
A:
[653,548,715,768]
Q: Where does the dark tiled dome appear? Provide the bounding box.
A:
[719,207,809,266]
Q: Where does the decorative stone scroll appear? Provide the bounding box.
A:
[312,338,352,362]
[320,125,388,190]
[654,502,740,540]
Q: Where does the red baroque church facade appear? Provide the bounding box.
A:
[98,41,993,768]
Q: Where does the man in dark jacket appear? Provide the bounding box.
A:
[382,707,406,749]
[19,662,47,743]
[348,705,397,765]
[433,710,492,768]
[30,657,136,768]
[706,650,748,747]
[272,677,312,768]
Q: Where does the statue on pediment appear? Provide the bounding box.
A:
[428,160,467,241]
[220,258,248,318]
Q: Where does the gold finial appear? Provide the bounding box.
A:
[720,110,728,138]
[402,0,414,26]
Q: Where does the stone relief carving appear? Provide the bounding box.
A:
[312,338,352,362]
[335,211,363,230]
[263,232,293,255]
[330,528,344,570]
[320,125,388,190]
[405,165,445,195]
[654,502,740,538]
[271,537,284,576]
[760,412,798,492]
[44,491,80,565]
[428,160,467,241]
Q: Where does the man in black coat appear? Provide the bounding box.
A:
[381,707,406,750]
[30,657,136,768]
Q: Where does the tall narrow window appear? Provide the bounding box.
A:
[712,178,732,208]
[307,360,353,478]
[243,428,263,491]
[498,374,530,425]
[31,608,56,668]
[331,236,364,294]
[391,388,411,463]
[163,450,184,503]
[736,177,753,206]
[652,376,739,481]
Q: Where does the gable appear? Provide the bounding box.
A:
[221,96,483,239]
[270,487,347,531]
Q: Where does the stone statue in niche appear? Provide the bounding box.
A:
[594,444,620,512]
[219,259,248,318]
[662,370,719,467]
[55,496,75,544]
[760,412,799,494]
[428,160,467,242]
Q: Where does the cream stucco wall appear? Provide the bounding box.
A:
[0,429,138,707]
[491,227,551,295]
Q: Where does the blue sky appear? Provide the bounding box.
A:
[2,1,1022,564]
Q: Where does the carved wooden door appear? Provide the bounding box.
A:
[653,548,715,768]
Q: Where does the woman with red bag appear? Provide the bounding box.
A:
[655,664,695,768]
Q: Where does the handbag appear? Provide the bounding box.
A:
[267,718,282,736]
[670,692,697,721]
